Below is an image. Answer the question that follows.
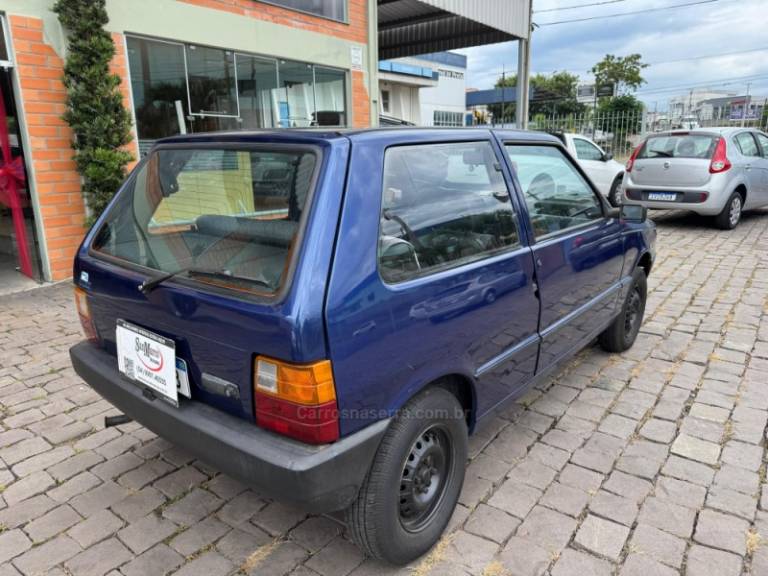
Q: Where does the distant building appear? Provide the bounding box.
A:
[697,95,766,123]
[378,52,467,126]
[667,90,737,123]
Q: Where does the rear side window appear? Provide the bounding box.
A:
[505,144,603,240]
[639,135,716,159]
[735,132,760,157]
[378,141,520,283]
[756,133,768,157]
[93,147,317,295]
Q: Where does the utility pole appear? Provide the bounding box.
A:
[742,82,752,128]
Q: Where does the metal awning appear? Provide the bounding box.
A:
[378,0,530,60]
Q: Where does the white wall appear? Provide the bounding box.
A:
[419,64,466,126]
[379,81,421,124]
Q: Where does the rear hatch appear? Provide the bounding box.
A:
[75,134,346,423]
[632,133,717,187]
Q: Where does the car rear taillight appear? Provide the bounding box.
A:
[253,357,339,444]
[709,137,731,173]
[625,143,644,173]
[74,287,97,342]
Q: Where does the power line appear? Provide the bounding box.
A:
[647,46,768,66]
[537,0,723,26]
[533,0,628,14]
[633,73,768,95]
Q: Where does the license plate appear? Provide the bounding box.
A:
[647,192,677,201]
[117,320,178,406]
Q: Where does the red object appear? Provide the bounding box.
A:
[625,142,644,173]
[709,137,732,174]
[255,392,339,444]
[0,83,32,278]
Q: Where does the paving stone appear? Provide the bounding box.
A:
[685,545,742,576]
[459,473,493,508]
[23,505,82,544]
[670,433,721,465]
[215,527,272,565]
[47,452,104,483]
[11,534,81,576]
[688,403,730,423]
[516,506,577,555]
[488,480,542,519]
[574,514,629,561]
[598,414,637,440]
[629,524,686,569]
[507,458,558,489]
[250,501,307,536]
[442,530,500,573]
[0,529,32,565]
[661,455,715,487]
[2,471,55,506]
[68,509,124,548]
[466,453,511,484]
[305,537,365,576]
[170,516,231,556]
[654,476,706,509]
[540,482,590,518]
[619,554,678,576]
[558,464,604,493]
[603,470,653,503]
[706,485,758,520]
[69,481,130,517]
[498,536,552,576]
[162,487,223,526]
[244,541,308,576]
[117,459,174,491]
[616,440,668,479]
[110,486,166,523]
[117,514,178,554]
[693,509,749,555]
[64,537,132,576]
[119,544,183,576]
[638,497,696,538]
[639,418,677,443]
[715,463,760,495]
[527,442,571,470]
[551,548,612,576]
[465,503,520,543]
[0,494,57,529]
[90,452,143,481]
[173,551,234,576]
[153,466,207,499]
[49,471,102,504]
[721,440,763,472]
[289,516,342,553]
[588,490,638,526]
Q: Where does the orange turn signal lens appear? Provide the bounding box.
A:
[254,357,336,405]
[74,286,97,341]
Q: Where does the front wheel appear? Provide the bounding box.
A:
[599,267,647,353]
[714,191,743,230]
[346,387,468,565]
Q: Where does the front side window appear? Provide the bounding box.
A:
[93,147,317,295]
[735,132,760,157]
[505,145,603,240]
[573,138,604,161]
[261,0,346,21]
[378,142,520,283]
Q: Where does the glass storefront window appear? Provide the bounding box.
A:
[237,55,278,129]
[127,37,188,143]
[186,45,238,116]
[278,60,315,128]
[313,67,346,127]
[0,16,11,65]
[260,0,346,22]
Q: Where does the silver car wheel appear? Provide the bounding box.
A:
[729,195,742,227]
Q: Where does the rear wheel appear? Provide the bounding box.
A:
[608,176,624,207]
[346,387,468,565]
[714,191,743,230]
[599,267,647,353]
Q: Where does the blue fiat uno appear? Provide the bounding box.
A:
[70,128,655,564]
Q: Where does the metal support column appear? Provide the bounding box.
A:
[515,36,530,130]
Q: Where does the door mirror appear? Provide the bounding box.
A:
[620,204,647,222]
[602,152,613,162]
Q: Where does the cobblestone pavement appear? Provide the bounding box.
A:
[2,209,768,576]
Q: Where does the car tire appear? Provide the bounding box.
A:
[345,387,468,565]
[714,191,743,230]
[608,176,624,207]
[599,267,647,353]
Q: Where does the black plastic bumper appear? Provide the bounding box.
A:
[70,342,389,513]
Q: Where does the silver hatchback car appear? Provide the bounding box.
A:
[623,128,768,229]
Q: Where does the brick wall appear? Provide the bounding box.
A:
[9,17,135,281]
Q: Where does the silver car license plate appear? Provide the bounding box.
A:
[647,192,677,201]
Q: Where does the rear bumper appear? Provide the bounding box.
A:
[70,342,389,513]
[623,177,731,215]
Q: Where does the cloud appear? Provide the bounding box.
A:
[459,0,768,109]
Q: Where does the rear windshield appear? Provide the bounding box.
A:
[92,147,317,295]
[639,135,717,159]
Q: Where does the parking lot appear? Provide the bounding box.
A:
[1,209,767,576]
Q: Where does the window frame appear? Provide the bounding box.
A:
[256,0,348,24]
[503,141,608,244]
[572,137,605,162]
[185,44,240,119]
[88,141,324,303]
[376,139,525,286]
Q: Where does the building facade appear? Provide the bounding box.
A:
[0,0,375,283]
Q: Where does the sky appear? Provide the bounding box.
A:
[458,0,768,111]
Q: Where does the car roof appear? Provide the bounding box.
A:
[156,127,562,146]
[649,126,760,138]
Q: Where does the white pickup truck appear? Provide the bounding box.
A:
[553,133,626,206]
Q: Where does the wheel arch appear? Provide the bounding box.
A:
[637,251,653,277]
[734,183,747,204]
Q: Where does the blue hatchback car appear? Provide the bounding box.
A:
[70,128,655,564]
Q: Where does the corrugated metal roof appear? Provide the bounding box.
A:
[378,0,529,60]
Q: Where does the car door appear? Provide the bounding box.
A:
[503,141,625,369]
[325,133,541,432]
[572,137,612,195]
[752,131,768,203]
[733,131,766,206]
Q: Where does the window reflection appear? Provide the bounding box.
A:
[278,61,315,128]
[186,45,238,116]
[313,67,346,126]
[237,55,278,129]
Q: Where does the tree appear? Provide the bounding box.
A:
[54,0,134,223]
[595,95,644,149]
[590,54,648,95]
[488,71,586,122]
